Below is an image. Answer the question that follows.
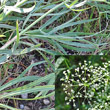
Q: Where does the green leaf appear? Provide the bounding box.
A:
[55,57,66,70]
[0,35,6,37]
[16,20,20,45]
[0,103,20,110]
[0,85,54,99]
[4,5,35,14]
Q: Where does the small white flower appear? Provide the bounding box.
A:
[81,67,83,69]
[90,65,93,68]
[67,92,70,95]
[73,103,76,107]
[79,83,83,86]
[62,83,64,86]
[102,90,104,93]
[75,95,78,97]
[66,102,69,105]
[104,65,107,68]
[105,103,107,105]
[79,62,81,66]
[82,78,85,81]
[77,79,80,82]
[100,105,103,108]
[70,84,73,87]
[69,99,71,102]
[73,99,75,102]
[75,67,79,72]
[71,89,74,93]
[88,74,90,77]
[85,95,87,98]
[89,61,91,64]
[91,108,96,110]
[70,79,74,81]
[60,78,64,81]
[65,91,67,93]
[91,92,94,95]
[85,80,87,83]
[65,76,68,79]
[105,62,108,65]
[65,85,68,88]
[75,73,78,75]
[102,68,105,71]
[77,92,80,94]
[78,75,81,77]
[107,96,110,99]
[80,94,82,97]
[67,81,70,83]
[67,69,70,73]
[82,71,84,74]
[89,95,92,97]
[72,74,74,77]
[63,71,66,74]
[83,90,86,92]
[88,101,91,104]
[84,60,87,63]
[65,97,68,100]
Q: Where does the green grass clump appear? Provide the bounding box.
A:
[0,60,55,109]
[0,0,110,63]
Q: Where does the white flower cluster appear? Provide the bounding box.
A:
[60,60,110,110]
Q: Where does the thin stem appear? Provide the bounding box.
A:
[20,2,64,35]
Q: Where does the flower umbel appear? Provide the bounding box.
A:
[61,60,110,110]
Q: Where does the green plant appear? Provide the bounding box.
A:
[64,0,110,11]
[0,61,55,109]
[0,0,110,109]
[1,0,110,64]
[60,60,110,110]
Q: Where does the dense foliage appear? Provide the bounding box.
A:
[0,0,110,109]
